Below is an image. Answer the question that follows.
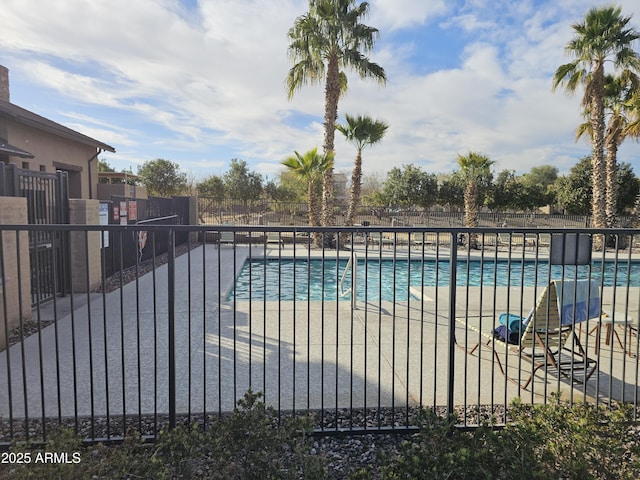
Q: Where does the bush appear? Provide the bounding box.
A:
[378,409,502,480]
[0,390,325,480]
[2,393,638,480]
[154,389,325,479]
[504,398,640,480]
[379,397,640,480]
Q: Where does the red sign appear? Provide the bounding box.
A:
[129,201,137,221]
[113,205,119,221]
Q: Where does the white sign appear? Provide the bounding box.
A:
[99,203,109,248]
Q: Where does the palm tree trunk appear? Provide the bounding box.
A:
[605,118,621,229]
[631,193,640,227]
[464,181,479,248]
[322,52,340,231]
[308,181,323,248]
[338,149,363,247]
[345,149,362,226]
[308,182,319,226]
[590,64,607,230]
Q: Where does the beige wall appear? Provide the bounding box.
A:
[68,199,102,293]
[0,197,31,350]
[96,183,148,200]
[7,122,99,199]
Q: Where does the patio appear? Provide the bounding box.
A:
[1,234,638,439]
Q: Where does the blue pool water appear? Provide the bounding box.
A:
[228,258,640,302]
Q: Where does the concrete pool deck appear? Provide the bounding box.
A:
[0,242,638,421]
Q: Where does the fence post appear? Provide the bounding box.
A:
[447,231,457,420]
[2,162,20,197]
[167,227,176,429]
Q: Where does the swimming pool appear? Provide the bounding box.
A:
[228,258,640,302]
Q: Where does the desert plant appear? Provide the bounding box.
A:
[380,398,640,480]
[0,390,325,480]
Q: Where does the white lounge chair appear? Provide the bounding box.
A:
[456,280,599,389]
[266,223,284,248]
[216,228,235,249]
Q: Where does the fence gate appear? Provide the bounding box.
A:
[0,162,70,304]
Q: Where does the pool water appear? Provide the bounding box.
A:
[228,258,640,302]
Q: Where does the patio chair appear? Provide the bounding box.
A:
[457,280,599,389]
[411,227,436,250]
[496,232,525,251]
[266,223,284,248]
[369,232,394,249]
[216,227,235,249]
[537,233,551,249]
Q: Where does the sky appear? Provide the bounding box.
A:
[1,0,640,184]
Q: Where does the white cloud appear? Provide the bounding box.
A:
[0,0,639,181]
[370,0,449,30]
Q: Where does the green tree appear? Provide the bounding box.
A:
[554,158,592,215]
[383,164,438,209]
[197,175,225,202]
[437,174,465,211]
[279,171,309,203]
[223,159,263,207]
[97,159,116,184]
[520,165,558,210]
[287,0,386,228]
[555,156,639,216]
[98,159,115,173]
[360,172,386,206]
[137,158,188,197]
[336,114,388,227]
[263,179,299,203]
[487,169,523,212]
[281,148,334,232]
[457,152,494,248]
[553,5,640,230]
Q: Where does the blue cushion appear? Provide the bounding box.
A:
[499,312,524,333]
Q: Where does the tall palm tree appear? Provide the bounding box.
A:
[281,148,334,247]
[336,114,388,228]
[576,72,640,228]
[552,5,640,231]
[457,152,494,249]
[623,90,640,228]
[604,73,640,228]
[287,0,386,228]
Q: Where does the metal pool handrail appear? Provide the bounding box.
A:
[340,251,358,309]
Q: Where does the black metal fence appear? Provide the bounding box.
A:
[0,162,70,305]
[1,224,639,446]
[101,196,194,277]
[197,198,605,228]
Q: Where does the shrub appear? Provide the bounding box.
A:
[0,390,325,480]
[379,409,503,480]
[154,389,326,479]
[380,397,640,480]
[505,397,640,480]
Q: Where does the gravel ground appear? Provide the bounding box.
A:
[0,409,415,479]
[0,404,511,478]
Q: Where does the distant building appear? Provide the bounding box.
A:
[278,170,348,206]
[97,171,148,200]
[333,172,348,205]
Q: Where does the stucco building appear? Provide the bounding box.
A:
[0,65,115,198]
